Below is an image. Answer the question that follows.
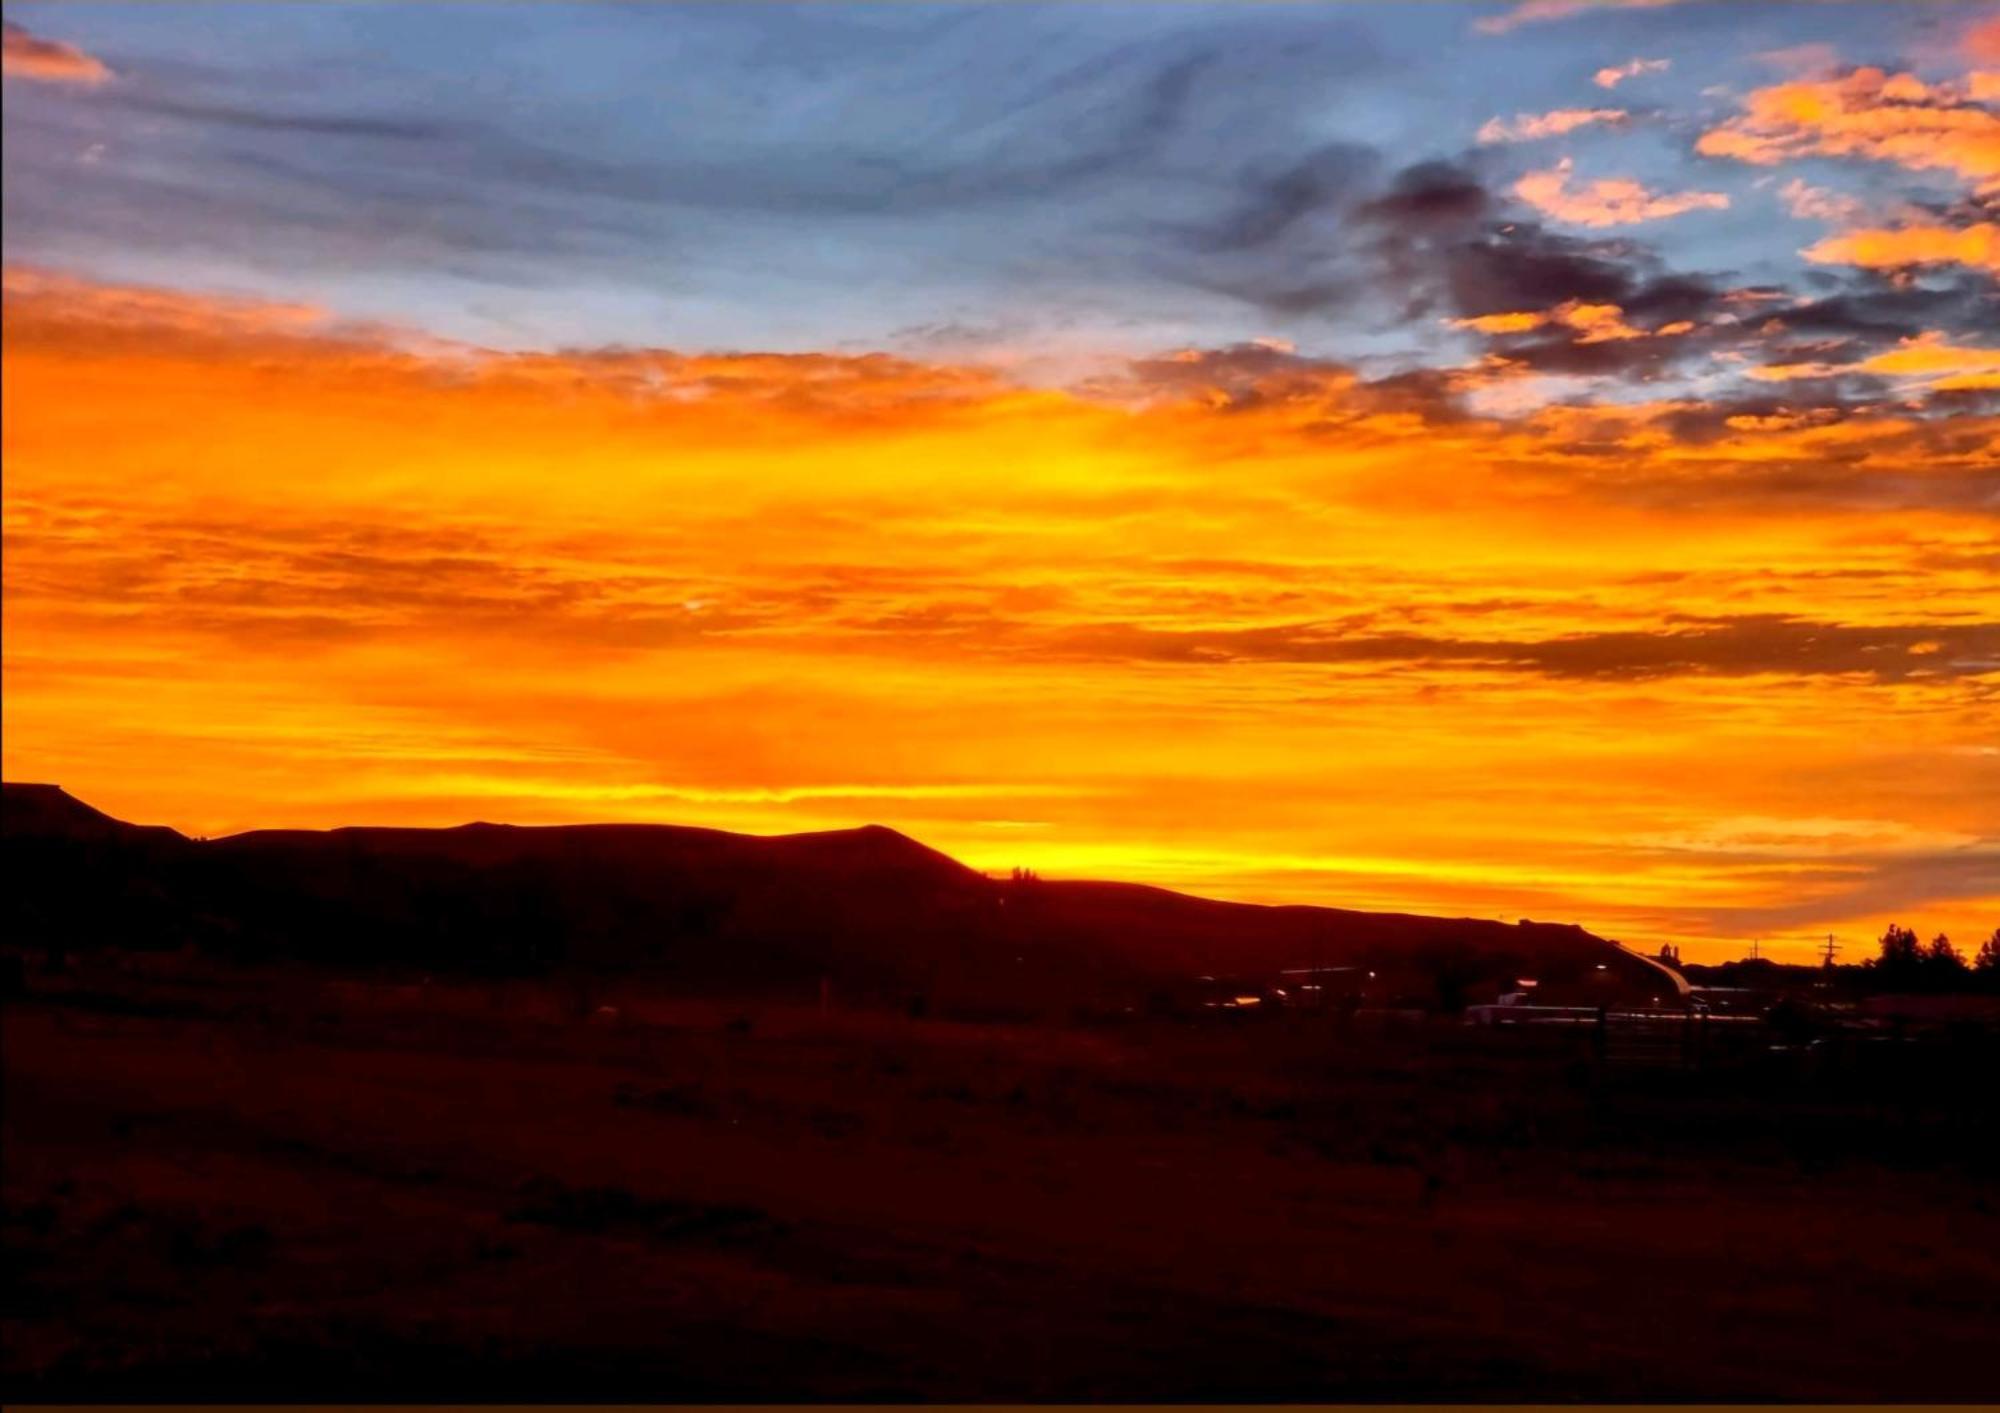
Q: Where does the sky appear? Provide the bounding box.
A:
[3,0,1997,963]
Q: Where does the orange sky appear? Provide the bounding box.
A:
[6,3,1999,964]
[5,265,1995,963]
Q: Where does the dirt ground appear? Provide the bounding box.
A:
[5,958,1996,1401]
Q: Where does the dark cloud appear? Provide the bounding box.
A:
[116,95,447,141]
[1186,142,1381,255]
[1449,227,1640,314]
[1046,614,2000,682]
[1779,271,2000,345]
[1354,160,1494,231]
[5,4,1392,320]
[1177,149,1999,400]
[1101,342,1472,424]
[1692,844,2000,936]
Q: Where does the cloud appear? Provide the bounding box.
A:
[7,263,1994,960]
[1697,67,2000,196]
[1750,331,2000,392]
[1354,160,1494,230]
[1594,57,1670,89]
[1181,142,1380,254]
[1753,43,1843,79]
[1474,0,1679,37]
[1778,177,1868,224]
[1450,299,1649,343]
[2,20,111,85]
[116,96,447,142]
[0,266,334,342]
[1803,222,2000,274]
[1967,13,2000,64]
[1777,270,2000,349]
[1348,162,1754,380]
[1477,108,1629,145]
[0,264,1022,432]
[1514,159,1731,228]
[1056,615,2000,683]
[1255,157,1999,399]
[1,8,1398,345]
[1085,341,1477,429]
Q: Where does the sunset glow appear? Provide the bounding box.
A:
[5,2,1996,962]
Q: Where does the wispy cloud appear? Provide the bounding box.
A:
[1474,0,1680,38]
[2,20,111,85]
[1803,223,2000,275]
[1750,330,2000,393]
[1594,57,1669,89]
[1477,108,1628,145]
[1514,159,1729,228]
[1699,67,2000,196]
[4,4,1997,956]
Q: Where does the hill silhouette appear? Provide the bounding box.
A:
[3,783,1666,1013]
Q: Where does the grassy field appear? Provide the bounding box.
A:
[5,954,1996,1401]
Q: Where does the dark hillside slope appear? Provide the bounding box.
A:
[3,783,1665,1010]
[2,783,184,845]
[4,785,194,956]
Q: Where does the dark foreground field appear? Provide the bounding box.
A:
[5,957,1997,1402]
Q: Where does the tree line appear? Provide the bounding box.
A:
[1867,924,2000,988]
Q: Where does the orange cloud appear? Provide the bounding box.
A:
[1594,57,1669,89]
[1452,311,1555,335]
[4,266,1996,963]
[2,20,111,85]
[1474,0,1679,36]
[1698,67,2000,195]
[1477,107,1628,144]
[1,266,331,341]
[1513,159,1731,227]
[1803,222,2000,274]
[1750,331,2000,390]
[1966,13,2000,63]
[1449,300,1649,342]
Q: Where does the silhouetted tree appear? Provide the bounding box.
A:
[1876,924,1920,964]
[1976,928,2000,974]
[1924,933,1964,973]
[1872,922,1920,976]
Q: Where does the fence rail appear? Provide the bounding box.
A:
[1467,1004,1773,1070]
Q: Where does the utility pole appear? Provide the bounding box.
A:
[1821,934,1840,967]
[1750,938,1760,961]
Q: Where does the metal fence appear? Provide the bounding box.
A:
[1468,1004,1772,1070]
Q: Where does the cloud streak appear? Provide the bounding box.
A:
[1594,57,1669,89]
[1513,159,1731,228]
[4,4,1998,958]
[1803,223,2000,275]
[1474,0,1680,38]
[1477,108,1629,145]
[1698,67,2000,196]
[2,21,111,85]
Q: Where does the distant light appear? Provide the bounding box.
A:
[1596,964,1607,970]
[1367,971,1376,978]
[1233,995,1262,1007]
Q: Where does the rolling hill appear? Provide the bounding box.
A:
[3,782,1670,1013]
